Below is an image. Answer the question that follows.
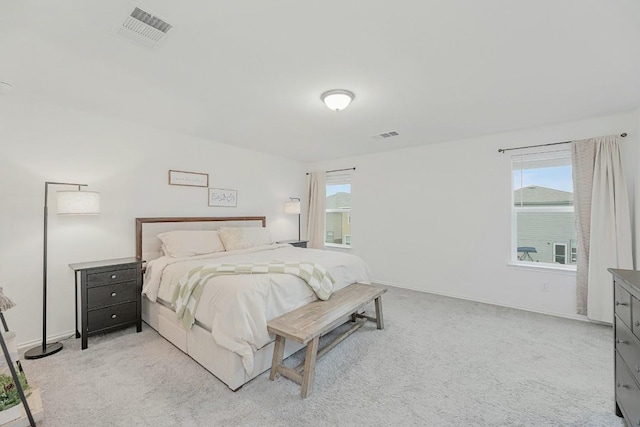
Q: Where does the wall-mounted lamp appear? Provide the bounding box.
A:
[284,198,301,240]
[24,182,100,360]
[321,89,355,111]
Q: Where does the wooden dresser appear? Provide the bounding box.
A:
[609,268,640,424]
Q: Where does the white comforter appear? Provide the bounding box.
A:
[142,244,371,373]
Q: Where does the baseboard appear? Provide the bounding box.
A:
[18,330,76,352]
[16,283,607,351]
[374,280,609,325]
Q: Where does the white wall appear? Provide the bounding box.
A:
[310,111,638,319]
[0,97,306,347]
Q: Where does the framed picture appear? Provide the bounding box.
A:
[168,170,209,187]
[208,188,237,207]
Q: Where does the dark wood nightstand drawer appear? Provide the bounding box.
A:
[616,352,640,426]
[87,302,137,333]
[87,268,137,288]
[616,283,632,329]
[87,281,137,310]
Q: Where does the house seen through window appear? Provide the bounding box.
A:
[325,170,351,248]
[512,150,576,267]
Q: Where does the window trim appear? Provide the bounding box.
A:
[325,178,352,250]
[510,149,576,270]
[325,242,351,249]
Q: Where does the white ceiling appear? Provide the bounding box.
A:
[1,0,639,162]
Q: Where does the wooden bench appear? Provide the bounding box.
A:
[267,282,387,398]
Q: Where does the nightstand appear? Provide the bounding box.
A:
[69,257,142,350]
[277,240,309,248]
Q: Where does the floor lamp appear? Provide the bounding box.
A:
[24,182,100,359]
[284,197,301,240]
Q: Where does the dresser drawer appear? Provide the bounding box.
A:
[632,297,640,341]
[616,321,640,385]
[87,302,137,333]
[87,281,137,310]
[616,352,640,426]
[616,283,632,329]
[87,268,137,288]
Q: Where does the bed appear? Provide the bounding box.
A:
[136,216,371,391]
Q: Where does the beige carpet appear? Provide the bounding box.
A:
[21,286,624,426]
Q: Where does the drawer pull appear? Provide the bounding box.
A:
[111,292,117,297]
[636,321,640,327]
[617,382,628,389]
[616,301,628,306]
[111,274,117,279]
[617,339,627,345]
[111,314,117,319]
[636,366,640,374]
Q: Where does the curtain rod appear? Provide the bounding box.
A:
[498,133,627,153]
[306,167,356,175]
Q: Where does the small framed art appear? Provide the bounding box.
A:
[208,188,237,207]
[168,170,209,187]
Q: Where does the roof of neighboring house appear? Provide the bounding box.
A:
[514,185,573,206]
[326,192,351,209]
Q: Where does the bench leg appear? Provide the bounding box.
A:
[300,337,319,398]
[374,296,384,330]
[270,335,286,381]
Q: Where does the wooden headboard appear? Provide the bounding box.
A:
[135,216,266,261]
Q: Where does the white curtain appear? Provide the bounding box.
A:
[573,136,633,322]
[307,172,326,249]
[572,139,596,316]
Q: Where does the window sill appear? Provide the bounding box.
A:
[325,243,351,250]
[507,261,576,275]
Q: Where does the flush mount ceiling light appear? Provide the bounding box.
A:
[321,89,355,111]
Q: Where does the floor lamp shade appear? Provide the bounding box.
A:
[25,182,99,360]
[284,200,301,215]
[57,191,100,214]
[284,198,301,240]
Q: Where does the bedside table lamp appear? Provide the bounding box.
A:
[24,182,100,360]
[284,197,301,241]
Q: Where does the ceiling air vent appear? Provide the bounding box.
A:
[371,131,400,140]
[115,7,172,48]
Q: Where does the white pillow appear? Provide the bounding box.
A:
[157,230,225,258]
[218,227,273,251]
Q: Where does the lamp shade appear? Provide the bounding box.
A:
[284,200,301,215]
[321,89,354,111]
[56,191,100,215]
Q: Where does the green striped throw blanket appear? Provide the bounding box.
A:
[172,262,334,329]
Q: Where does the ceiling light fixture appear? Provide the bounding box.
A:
[321,89,354,111]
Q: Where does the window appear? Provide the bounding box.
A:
[553,243,567,264]
[325,170,352,248]
[512,150,576,268]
